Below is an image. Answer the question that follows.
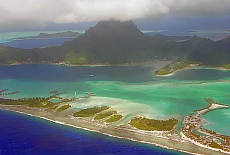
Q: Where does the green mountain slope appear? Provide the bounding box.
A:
[0,20,230,66]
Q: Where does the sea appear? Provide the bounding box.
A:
[0,110,185,155]
[0,30,84,49]
[0,31,230,155]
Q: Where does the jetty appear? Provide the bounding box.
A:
[197,98,229,115]
[0,90,20,96]
[0,89,9,93]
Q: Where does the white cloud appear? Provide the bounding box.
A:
[168,0,230,16]
[0,0,230,29]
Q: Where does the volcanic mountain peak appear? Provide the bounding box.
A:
[82,20,144,38]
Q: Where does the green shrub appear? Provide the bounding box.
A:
[73,106,110,117]
[57,104,71,112]
[106,114,122,122]
[129,117,178,131]
[65,51,88,65]
[94,111,117,120]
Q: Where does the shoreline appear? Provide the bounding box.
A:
[0,60,172,69]
[1,61,229,75]
[155,66,193,77]
[0,105,228,155]
[155,65,230,77]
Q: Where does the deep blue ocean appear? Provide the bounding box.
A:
[0,38,187,155]
[2,38,230,155]
[0,64,154,83]
[2,66,230,155]
[0,110,185,155]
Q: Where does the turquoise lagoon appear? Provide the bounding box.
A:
[0,64,230,136]
[0,30,85,43]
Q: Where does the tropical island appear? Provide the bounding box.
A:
[1,20,230,154]
[223,64,230,69]
[16,31,82,39]
[155,61,191,75]
[1,20,230,71]
[0,88,229,155]
[181,98,230,152]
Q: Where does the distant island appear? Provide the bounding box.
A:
[0,20,230,72]
[16,31,82,39]
[155,61,191,76]
[2,20,230,154]
[187,30,198,33]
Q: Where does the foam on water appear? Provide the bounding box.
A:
[1,64,230,136]
[71,96,157,120]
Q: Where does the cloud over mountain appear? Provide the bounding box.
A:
[1,0,230,29]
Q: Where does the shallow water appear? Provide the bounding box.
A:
[1,30,230,154]
[0,64,230,136]
[0,109,184,155]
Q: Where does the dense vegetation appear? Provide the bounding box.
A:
[28,31,81,39]
[0,97,58,109]
[64,51,88,65]
[94,111,117,120]
[223,64,230,69]
[155,61,189,75]
[73,106,110,117]
[209,141,223,150]
[105,114,123,123]
[0,20,230,66]
[129,117,178,131]
[57,104,71,112]
[0,98,14,104]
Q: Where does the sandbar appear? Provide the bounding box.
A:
[0,104,228,155]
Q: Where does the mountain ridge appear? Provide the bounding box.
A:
[17,31,82,39]
[0,20,230,66]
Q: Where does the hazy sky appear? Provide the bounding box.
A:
[0,0,230,32]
